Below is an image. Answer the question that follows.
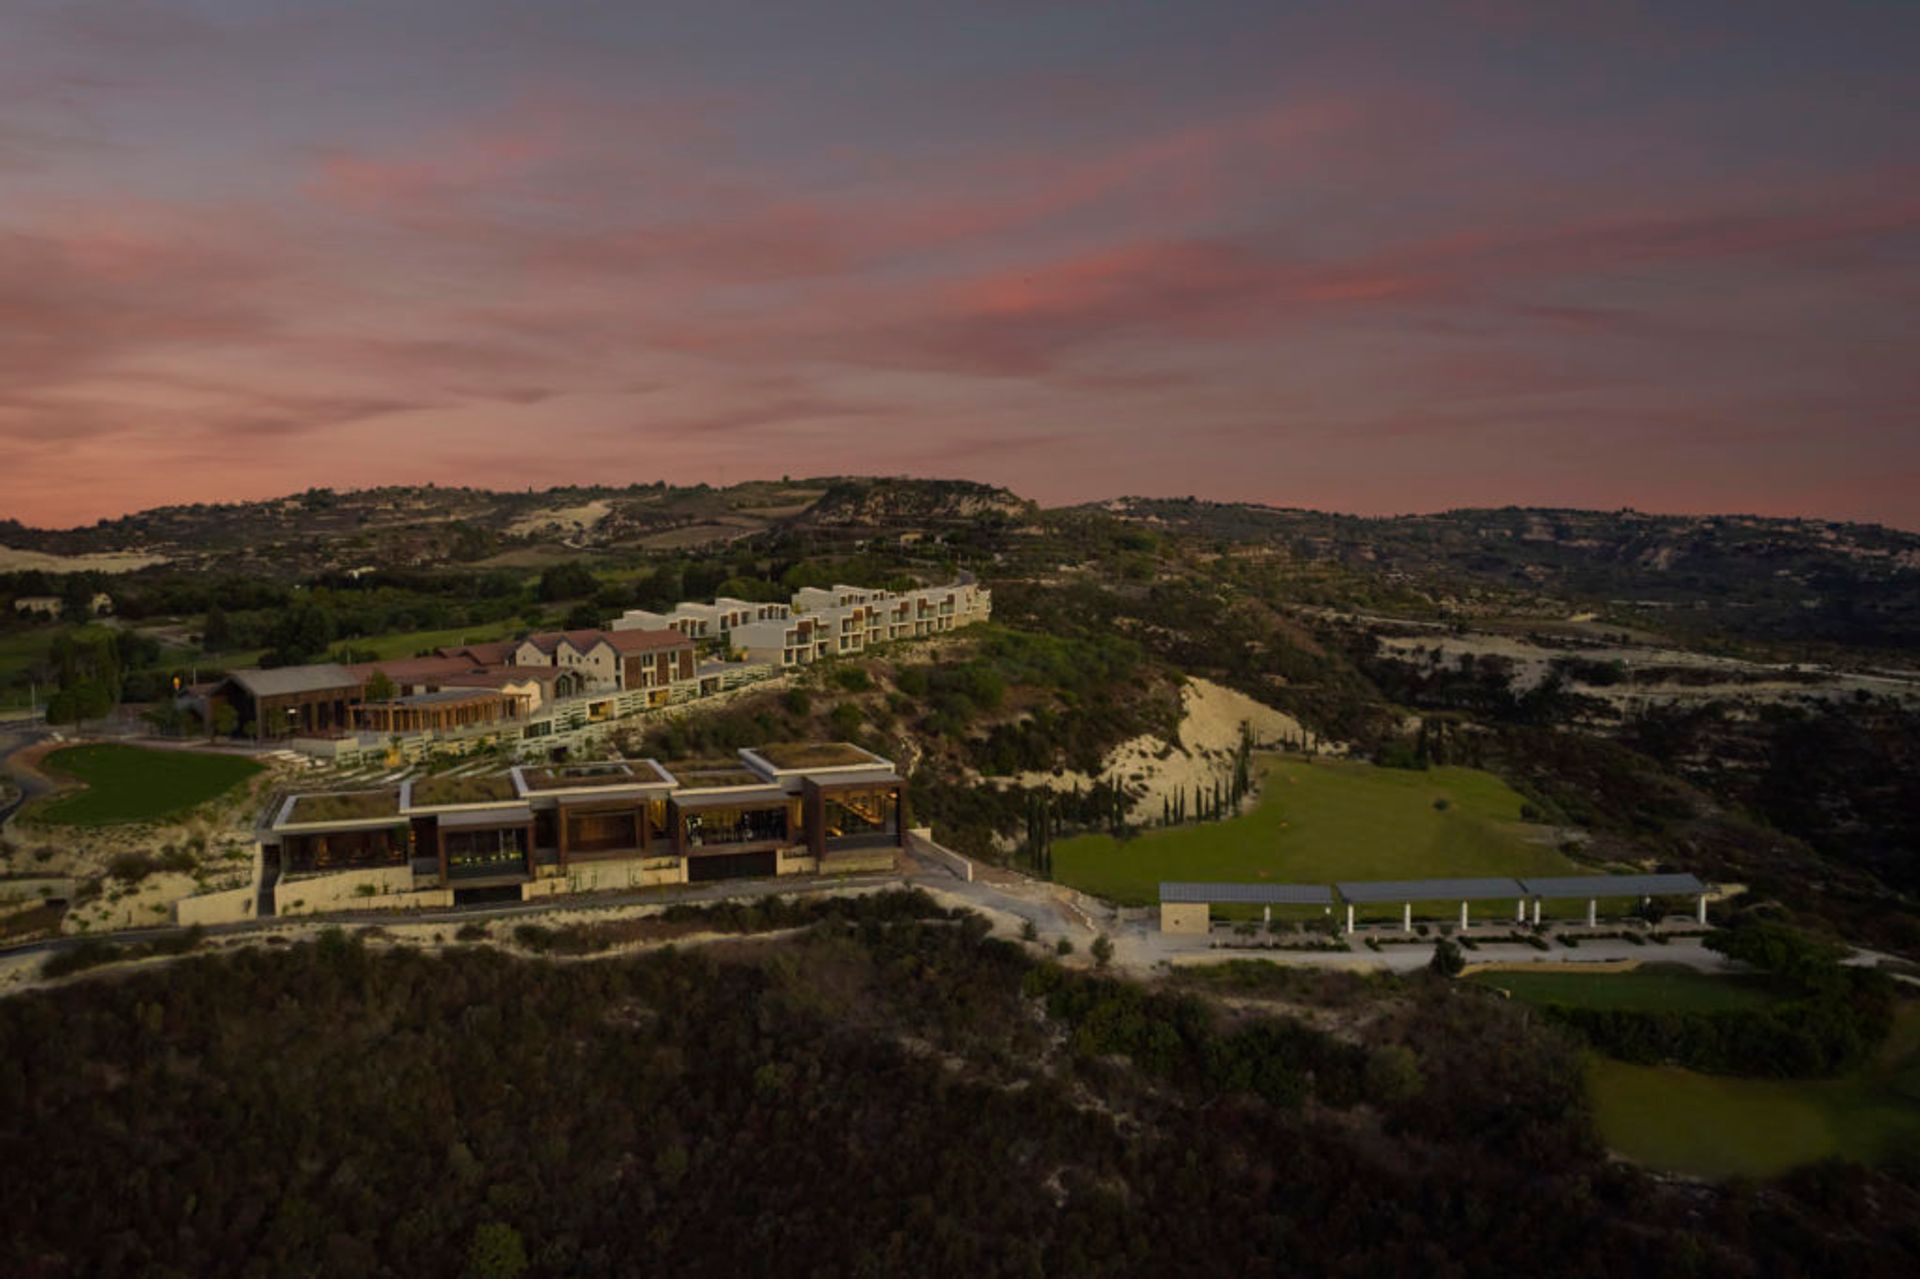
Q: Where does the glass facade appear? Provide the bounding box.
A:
[822,789,899,850]
[445,826,529,878]
[684,805,787,848]
[284,827,408,874]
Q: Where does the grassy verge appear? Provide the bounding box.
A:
[1053,757,1582,908]
[1589,1003,1920,1179]
[337,620,521,661]
[1470,964,1780,1013]
[32,744,263,826]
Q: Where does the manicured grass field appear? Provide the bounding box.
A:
[1471,964,1780,1013]
[1052,757,1581,908]
[343,620,520,661]
[1589,1005,1920,1179]
[34,744,263,826]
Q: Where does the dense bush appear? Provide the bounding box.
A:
[1,917,1914,1276]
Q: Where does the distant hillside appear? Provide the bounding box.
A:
[4,480,1916,646]
[0,477,1033,578]
[1086,498,1920,650]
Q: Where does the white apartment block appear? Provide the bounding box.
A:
[614,597,791,644]
[735,581,990,669]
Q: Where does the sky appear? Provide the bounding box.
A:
[0,1,1915,530]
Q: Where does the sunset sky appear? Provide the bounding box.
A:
[1,1,1915,529]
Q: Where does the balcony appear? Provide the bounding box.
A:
[824,831,899,853]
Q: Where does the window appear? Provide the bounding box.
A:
[822,789,898,850]
[445,826,527,877]
[685,805,787,848]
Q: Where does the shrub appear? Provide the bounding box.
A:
[467,1221,528,1279]
[1090,934,1114,968]
[1364,1044,1425,1105]
[1428,939,1465,977]
[455,922,489,942]
[43,940,124,979]
[1055,937,1074,956]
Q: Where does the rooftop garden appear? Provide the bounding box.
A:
[754,742,878,770]
[666,760,767,789]
[521,763,641,792]
[285,789,401,825]
[408,774,519,807]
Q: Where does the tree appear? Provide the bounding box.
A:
[536,562,598,602]
[563,602,603,630]
[1428,938,1465,977]
[364,671,397,703]
[828,701,863,739]
[466,1222,527,1279]
[1364,1044,1424,1106]
[634,563,684,610]
[261,600,334,666]
[59,574,96,619]
[202,603,232,651]
[210,701,239,739]
[1090,934,1114,968]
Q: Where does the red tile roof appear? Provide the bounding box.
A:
[603,627,692,653]
[435,641,516,665]
[345,656,476,684]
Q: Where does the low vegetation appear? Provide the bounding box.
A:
[9,916,1918,1275]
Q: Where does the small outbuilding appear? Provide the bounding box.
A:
[1158,881,1334,934]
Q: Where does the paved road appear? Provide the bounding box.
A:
[0,869,917,962]
[0,722,53,825]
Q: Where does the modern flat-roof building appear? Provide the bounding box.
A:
[214,664,364,740]
[261,741,907,913]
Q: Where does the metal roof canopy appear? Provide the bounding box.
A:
[1336,877,1523,903]
[1520,873,1706,899]
[1160,882,1333,906]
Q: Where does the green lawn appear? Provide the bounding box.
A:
[1590,1005,1920,1179]
[33,744,264,826]
[1471,964,1780,1013]
[339,620,521,661]
[0,626,64,709]
[1052,757,1581,908]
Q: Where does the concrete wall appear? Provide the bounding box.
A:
[176,885,258,927]
[521,857,687,898]
[275,864,430,916]
[1160,902,1211,935]
[817,850,897,875]
[0,876,75,906]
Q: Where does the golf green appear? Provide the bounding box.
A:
[1052,757,1580,908]
[34,743,263,826]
